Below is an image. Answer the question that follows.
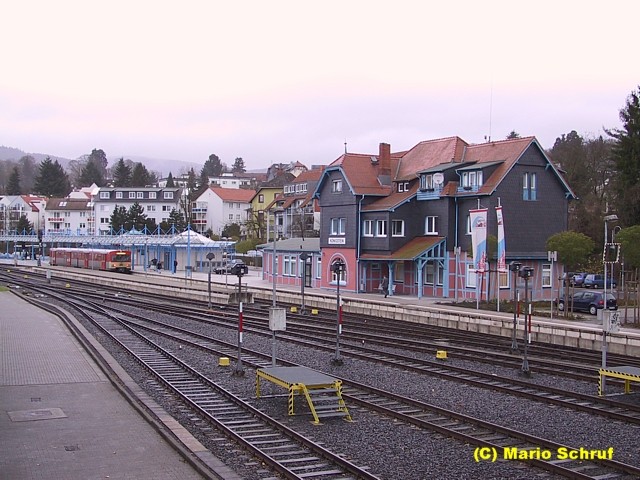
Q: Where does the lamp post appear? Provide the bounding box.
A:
[519,266,534,377]
[509,261,522,353]
[331,260,345,365]
[299,252,309,314]
[206,252,215,310]
[602,214,618,392]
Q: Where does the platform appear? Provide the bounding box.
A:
[255,366,351,424]
[598,365,640,396]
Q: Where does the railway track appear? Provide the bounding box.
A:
[27,292,379,480]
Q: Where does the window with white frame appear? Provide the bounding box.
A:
[394,262,405,283]
[523,172,537,200]
[149,192,157,199]
[331,262,346,284]
[129,191,136,199]
[466,265,477,288]
[137,192,144,199]
[147,205,156,212]
[116,192,123,199]
[331,179,343,193]
[229,214,233,220]
[462,170,483,189]
[391,220,404,237]
[100,191,110,199]
[420,174,434,190]
[164,191,174,199]
[542,263,551,287]
[397,181,409,192]
[466,214,472,235]
[331,217,346,235]
[376,220,387,237]
[316,256,322,279]
[283,255,297,276]
[425,216,438,235]
[499,271,510,289]
[363,219,374,237]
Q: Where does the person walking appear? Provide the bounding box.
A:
[380,276,389,298]
[173,259,178,274]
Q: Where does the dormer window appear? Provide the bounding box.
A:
[420,174,434,191]
[462,170,483,189]
[332,179,343,193]
[397,182,410,192]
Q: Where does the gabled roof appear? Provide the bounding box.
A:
[209,186,256,202]
[362,182,418,212]
[462,137,575,197]
[320,152,399,196]
[46,198,93,210]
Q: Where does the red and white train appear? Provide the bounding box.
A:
[49,248,132,273]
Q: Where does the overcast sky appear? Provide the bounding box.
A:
[1,1,638,171]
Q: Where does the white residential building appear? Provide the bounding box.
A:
[0,195,47,234]
[44,197,94,235]
[94,187,182,234]
[192,186,255,235]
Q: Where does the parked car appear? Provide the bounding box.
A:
[572,272,588,287]
[557,291,617,315]
[582,274,617,289]
[213,259,246,274]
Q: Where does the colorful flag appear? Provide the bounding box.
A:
[470,208,488,273]
[496,206,506,273]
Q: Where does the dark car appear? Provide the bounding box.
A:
[213,259,246,274]
[558,291,617,315]
[583,274,616,289]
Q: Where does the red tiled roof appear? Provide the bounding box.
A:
[209,187,256,202]
[395,136,468,180]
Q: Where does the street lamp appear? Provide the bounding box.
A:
[518,266,534,377]
[206,252,215,310]
[509,261,522,352]
[601,214,618,392]
[331,260,345,365]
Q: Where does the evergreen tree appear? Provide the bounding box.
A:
[168,208,187,231]
[34,157,71,196]
[232,157,246,173]
[608,86,640,226]
[131,162,153,187]
[166,172,175,187]
[125,202,147,231]
[180,168,198,222]
[16,215,33,234]
[109,205,128,233]
[18,155,37,193]
[88,148,109,178]
[7,166,21,194]
[112,158,132,187]
[202,154,224,177]
[78,158,105,187]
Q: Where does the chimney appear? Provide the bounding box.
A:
[378,142,391,185]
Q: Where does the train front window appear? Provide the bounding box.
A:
[114,254,131,262]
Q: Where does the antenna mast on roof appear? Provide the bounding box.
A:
[487,77,493,142]
[344,140,347,154]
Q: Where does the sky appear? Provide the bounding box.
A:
[1,1,639,172]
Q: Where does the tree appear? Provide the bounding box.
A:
[124,202,147,232]
[131,162,153,187]
[112,158,132,187]
[15,215,33,234]
[166,172,175,187]
[613,226,640,323]
[18,155,37,193]
[78,158,105,187]
[608,86,640,226]
[232,157,246,173]
[506,130,521,139]
[34,157,71,197]
[109,205,128,233]
[7,166,21,194]
[160,208,187,233]
[179,168,198,223]
[546,231,595,269]
[222,222,241,239]
[202,154,224,177]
